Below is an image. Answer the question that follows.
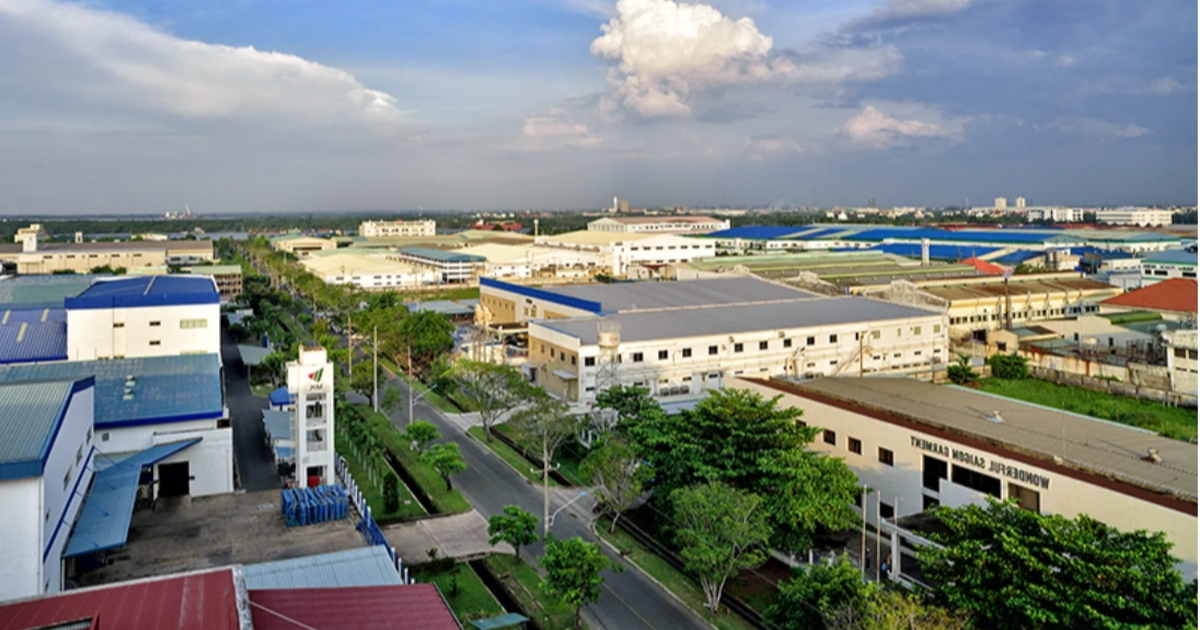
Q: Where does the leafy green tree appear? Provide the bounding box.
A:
[919,499,1197,630]
[487,505,539,561]
[420,443,468,491]
[404,420,440,453]
[822,589,968,630]
[947,354,976,385]
[768,557,871,630]
[633,388,860,552]
[580,436,649,533]
[383,474,401,513]
[350,361,376,401]
[452,360,532,442]
[540,536,622,630]
[509,388,583,530]
[594,385,665,435]
[672,481,771,613]
[398,310,455,369]
[986,353,1029,380]
[381,385,404,419]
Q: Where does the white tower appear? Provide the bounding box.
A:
[612,196,619,213]
[595,320,621,393]
[1016,197,1026,209]
[287,346,335,488]
[994,197,1008,210]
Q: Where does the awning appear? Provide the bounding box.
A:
[269,386,293,406]
[63,438,201,558]
[262,409,293,442]
[238,344,273,367]
[551,369,577,380]
[274,445,295,460]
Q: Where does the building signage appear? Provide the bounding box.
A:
[911,436,1050,489]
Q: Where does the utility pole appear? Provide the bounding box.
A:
[373,326,379,413]
[347,315,354,378]
[543,440,550,535]
[875,493,882,583]
[860,485,867,573]
[406,344,414,426]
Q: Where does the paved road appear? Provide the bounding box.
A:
[376,371,710,630]
[220,325,281,492]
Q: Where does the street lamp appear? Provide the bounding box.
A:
[547,490,588,528]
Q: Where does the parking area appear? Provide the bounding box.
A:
[78,490,365,586]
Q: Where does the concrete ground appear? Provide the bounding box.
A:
[78,490,364,586]
[384,509,508,562]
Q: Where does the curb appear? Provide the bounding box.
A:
[463,428,537,487]
[588,519,719,630]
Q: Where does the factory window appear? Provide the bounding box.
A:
[829,360,838,365]
[1008,483,1041,512]
[708,345,719,355]
[829,334,837,344]
[658,350,668,360]
[682,347,692,358]
[632,352,644,362]
[584,357,595,367]
[854,332,860,341]
[759,341,768,350]
[87,427,92,442]
[150,321,161,327]
[101,432,109,442]
[823,430,836,446]
[63,469,71,491]
[914,326,922,335]
[734,343,744,353]
[806,362,816,368]
[880,502,894,519]
[848,437,862,455]
[76,445,83,466]
[951,465,1002,498]
[682,376,692,382]
[893,353,902,358]
[113,322,125,329]
[806,336,815,346]
[933,324,942,334]
[878,448,894,466]
[914,350,922,355]
[571,356,576,366]
[180,319,208,329]
[560,351,566,360]
[923,456,947,491]
[783,339,792,348]
[923,495,940,510]
[149,340,161,346]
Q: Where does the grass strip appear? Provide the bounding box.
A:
[411,564,505,625]
[335,429,426,521]
[353,405,473,514]
[974,378,1197,441]
[485,554,584,630]
[594,517,757,630]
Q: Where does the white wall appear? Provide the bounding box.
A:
[98,421,234,497]
[67,302,220,360]
[730,378,1198,581]
[0,477,42,601]
[609,236,715,275]
[40,386,95,593]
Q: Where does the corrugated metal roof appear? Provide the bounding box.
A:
[704,226,813,240]
[0,275,96,309]
[249,584,459,630]
[397,246,486,263]
[269,386,293,406]
[538,296,938,345]
[1144,248,1198,266]
[0,354,223,429]
[0,378,86,480]
[65,276,218,309]
[548,277,816,312]
[0,321,68,364]
[63,439,201,558]
[243,547,402,590]
[1102,279,1198,314]
[408,300,475,316]
[262,409,292,442]
[789,377,1197,500]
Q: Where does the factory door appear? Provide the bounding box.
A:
[158,462,190,497]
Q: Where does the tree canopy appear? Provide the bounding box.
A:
[420,443,468,491]
[398,310,455,369]
[581,436,650,532]
[768,557,871,630]
[540,536,621,630]
[451,360,532,442]
[672,481,772,613]
[918,499,1197,630]
[487,505,539,561]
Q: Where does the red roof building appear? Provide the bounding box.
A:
[1101,278,1198,315]
[960,256,1007,276]
[0,568,242,630]
[249,584,461,630]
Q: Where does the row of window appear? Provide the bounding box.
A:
[824,430,894,465]
[113,318,207,330]
[949,305,1097,325]
[627,244,708,251]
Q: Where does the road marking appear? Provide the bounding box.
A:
[601,582,659,630]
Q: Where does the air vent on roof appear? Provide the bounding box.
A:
[123,390,135,400]
[125,375,137,388]
[985,410,1005,423]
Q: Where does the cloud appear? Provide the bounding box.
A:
[505,112,603,152]
[590,0,899,117]
[0,0,406,127]
[1043,117,1149,138]
[842,0,980,33]
[744,134,804,159]
[1054,54,1076,68]
[1148,76,1187,95]
[842,104,958,148]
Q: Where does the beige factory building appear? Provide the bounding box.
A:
[269,235,338,255]
[730,376,1197,581]
[359,219,436,239]
[0,225,213,274]
[534,231,715,276]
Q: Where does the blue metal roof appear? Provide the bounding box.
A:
[275,445,295,459]
[480,277,604,315]
[269,386,293,407]
[870,243,1002,260]
[1,308,66,324]
[846,227,1061,244]
[704,226,812,240]
[0,378,92,480]
[397,246,486,263]
[243,547,402,589]
[0,275,97,309]
[263,409,292,441]
[64,276,218,310]
[991,250,1045,264]
[1144,248,1198,266]
[0,354,224,429]
[63,438,200,558]
[0,320,68,365]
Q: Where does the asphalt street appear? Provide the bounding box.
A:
[376,370,711,630]
[221,325,281,492]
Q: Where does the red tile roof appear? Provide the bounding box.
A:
[1101,278,1198,314]
[960,256,1007,275]
[0,569,241,630]
[249,584,459,630]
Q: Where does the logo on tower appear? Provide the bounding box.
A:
[308,368,325,383]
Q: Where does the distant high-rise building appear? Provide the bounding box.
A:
[619,199,629,214]
[994,197,1008,210]
[868,197,876,208]
[612,196,619,213]
[1016,197,1027,209]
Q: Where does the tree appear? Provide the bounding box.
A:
[823,590,969,630]
[986,353,1028,380]
[350,361,376,401]
[452,360,532,442]
[487,505,539,561]
[398,310,455,370]
[421,443,468,491]
[946,354,976,385]
[673,482,771,614]
[633,388,860,552]
[918,499,1197,630]
[594,385,665,436]
[580,436,649,533]
[383,474,401,513]
[509,388,584,531]
[381,385,403,419]
[768,558,871,630]
[540,536,621,630]
[405,420,440,454]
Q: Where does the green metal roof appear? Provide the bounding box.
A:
[397,246,486,263]
[0,378,89,480]
[183,264,242,275]
[0,275,97,309]
[470,614,530,629]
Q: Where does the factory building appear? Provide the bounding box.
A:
[300,252,438,290]
[1140,247,1198,285]
[534,231,715,276]
[269,235,338,255]
[359,219,437,239]
[730,376,1197,581]
[0,225,214,274]
[586,215,730,234]
[1096,207,1174,227]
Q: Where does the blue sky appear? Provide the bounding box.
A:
[0,0,1194,214]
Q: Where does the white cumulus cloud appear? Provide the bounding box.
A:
[591,0,899,117]
[843,0,980,32]
[843,105,956,148]
[0,0,406,126]
[1044,117,1149,139]
[505,112,603,152]
[744,135,804,160]
[1148,76,1187,95]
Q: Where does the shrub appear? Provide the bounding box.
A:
[383,474,401,513]
[987,354,1029,380]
